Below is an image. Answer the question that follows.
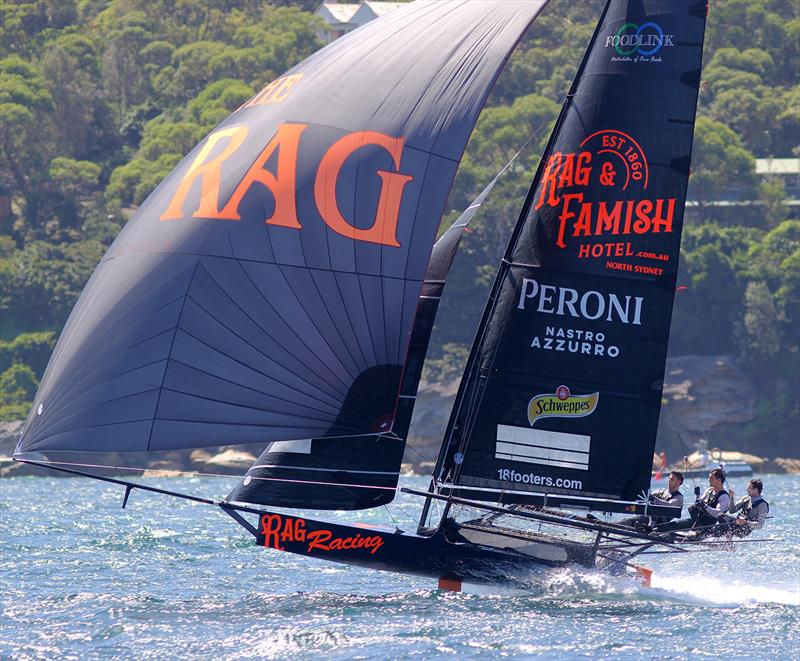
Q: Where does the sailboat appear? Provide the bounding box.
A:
[14,0,716,590]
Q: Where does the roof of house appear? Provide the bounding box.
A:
[351,1,405,24]
[318,2,360,24]
[362,1,407,15]
[756,158,800,175]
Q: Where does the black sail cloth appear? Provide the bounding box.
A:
[231,146,523,509]
[15,1,550,509]
[437,0,708,512]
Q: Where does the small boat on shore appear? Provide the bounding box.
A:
[678,450,754,479]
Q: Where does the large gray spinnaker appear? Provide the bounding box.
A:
[16,1,550,510]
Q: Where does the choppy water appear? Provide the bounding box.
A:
[2,473,798,660]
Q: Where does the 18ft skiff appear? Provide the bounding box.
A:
[15,0,728,590]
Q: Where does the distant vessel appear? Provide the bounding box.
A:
[680,450,754,479]
[15,0,732,590]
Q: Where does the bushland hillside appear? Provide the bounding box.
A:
[0,0,797,457]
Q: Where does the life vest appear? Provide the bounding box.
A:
[649,489,682,523]
[693,488,726,524]
[703,488,723,508]
[723,497,769,538]
[740,496,769,518]
[653,488,680,503]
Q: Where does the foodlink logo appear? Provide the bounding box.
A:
[527,386,599,426]
[605,22,674,56]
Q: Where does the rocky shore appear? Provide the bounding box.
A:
[3,355,798,478]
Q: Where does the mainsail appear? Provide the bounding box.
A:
[15,1,550,510]
[435,0,708,514]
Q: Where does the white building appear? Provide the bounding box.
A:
[316,2,406,43]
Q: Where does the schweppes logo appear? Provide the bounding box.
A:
[527,385,599,426]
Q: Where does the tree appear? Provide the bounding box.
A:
[759,176,790,229]
[39,32,118,163]
[0,239,105,330]
[0,56,57,237]
[0,363,38,420]
[687,117,756,219]
[747,220,800,348]
[737,281,781,366]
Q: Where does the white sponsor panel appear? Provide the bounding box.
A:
[268,438,312,454]
[495,424,590,470]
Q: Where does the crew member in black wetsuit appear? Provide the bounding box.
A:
[619,471,684,530]
[725,478,769,535]
[655,468,730,536]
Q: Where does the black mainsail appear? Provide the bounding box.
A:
[433,0,708,515]
[15,1,550,510]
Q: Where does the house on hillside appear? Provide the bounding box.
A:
[316,2,406,43]
[686,157,799,221]
[756,158,799,204]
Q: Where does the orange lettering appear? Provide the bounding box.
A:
[572,200,592,237]
[260,514,285,550]
[280,518,295,542]
[240,74,303,110]
[595,201,622,235]
[314,131,413,247]
[217,122,307,228]
[575,151,592,185]
[536,152,562,209]
[557,153,576,190]
[160,126,249,221]
[294,518,306,542]
[556,193,584,248]
[633,199,654,234]
[306,529,332,553]
[651,198,675,232]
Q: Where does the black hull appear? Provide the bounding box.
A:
[236,508,598,588]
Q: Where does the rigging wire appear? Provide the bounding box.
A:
[383,504,401,530]
[10,457,402,492]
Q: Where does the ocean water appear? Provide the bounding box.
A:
[2,472,798,660]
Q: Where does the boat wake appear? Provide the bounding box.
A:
[457,565,800,607]
[647,572,800,606]
[541,567,800,606]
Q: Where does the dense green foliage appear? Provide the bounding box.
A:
[0,0,796,454]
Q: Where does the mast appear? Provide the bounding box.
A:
[418,2,613,531]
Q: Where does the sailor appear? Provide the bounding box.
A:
[655,468,730,535]
[725,478,769,535]
[619,471,684,530]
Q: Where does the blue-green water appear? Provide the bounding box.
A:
[2,473,798,660]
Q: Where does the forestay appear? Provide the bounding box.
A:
[16,1,549,509]
[436,0,707,514]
